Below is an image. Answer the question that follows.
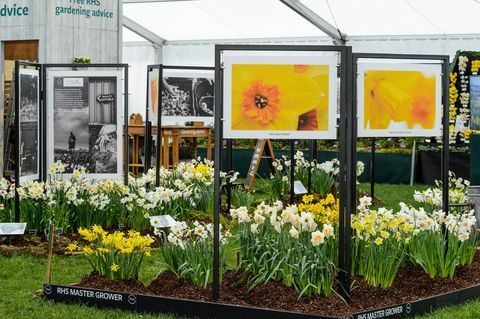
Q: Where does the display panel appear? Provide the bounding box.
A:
[222,53,337,140]
[148,69,214,124]
[470,75,480,131]
[357,62,442,137]
[18,68,40,181]
[47,71,123,179]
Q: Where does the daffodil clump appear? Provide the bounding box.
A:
[153,220,231,288]
[413,172,470,210]
[408,208,477,278]
[68,225,154,280]
[351,197,414,288]
[0,178,14,222]
[352,196,478,286]
[298,194,339,224]
[231,201,336,298]
[264,152,365,201]
[9,159,240,232]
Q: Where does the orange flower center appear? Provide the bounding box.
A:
[241,80,280,126]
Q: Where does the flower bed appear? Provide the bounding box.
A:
[21,153,479,318]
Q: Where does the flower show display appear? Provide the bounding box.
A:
[144,65,215,180]
[3,47,473,319]
[222,51,338,140]
[449,51,480,142]
[147,68,215,124]
[14,61,42,223]
[16,65,40,182]
[46,70,124,180]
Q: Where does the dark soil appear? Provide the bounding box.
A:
[76,252,480,318]
[77,272,150,295]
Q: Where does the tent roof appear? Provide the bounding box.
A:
[123,0,325,41]
[123,0,480,43]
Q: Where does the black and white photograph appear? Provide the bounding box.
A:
[159,71,214,122]
[50,73,121,177]
[18,69,40,180]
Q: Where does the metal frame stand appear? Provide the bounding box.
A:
[41,63,130,185]
[352,53,450,216]
[144,65,215,186]
[214,44,354,302]
[14,61,42,222]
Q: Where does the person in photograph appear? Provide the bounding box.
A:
[68,132,76,149]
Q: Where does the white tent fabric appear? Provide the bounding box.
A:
[123,42,158,115]
[123,0,480,41]
[122,0,480,115]
[301,0,480,36]
[123,0,324,41]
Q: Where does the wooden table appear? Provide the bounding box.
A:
[126,124,212,174]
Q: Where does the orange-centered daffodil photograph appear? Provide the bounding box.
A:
[358,63,441,137]
[231,63,331,133]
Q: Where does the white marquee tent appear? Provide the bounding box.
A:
[122,0,480,115]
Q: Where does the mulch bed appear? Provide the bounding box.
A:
[75,251,480,318]
[78,272,150,295]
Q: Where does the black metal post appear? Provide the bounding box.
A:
[144,67,152,172]
[156,65,163,186]
[124,65,129,186]
[14,61,20,222]
[145,121,152,171]
[212,48,223,301]
[338,46,354,302]
[41,64,47,182]
[290,140,295,204]
[226,139,233,211]
[441,58,450,215]
[308,140,314,193]
[370,137,376,199]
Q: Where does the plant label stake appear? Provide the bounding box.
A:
[45,223,55,284]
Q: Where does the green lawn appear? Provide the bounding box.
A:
[358,183,430,210]
[1,183,479,319]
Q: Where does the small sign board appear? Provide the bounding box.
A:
[149,215,176,228]
[0,223,27,235]
[293,181,308,195]
[96,93,115,104]
[244,139,275,191]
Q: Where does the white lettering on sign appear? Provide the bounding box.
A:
[56,287,123,302]
[357,306,404,319]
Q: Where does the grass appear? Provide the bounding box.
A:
[358,183,430,210]
[1,183,477,319]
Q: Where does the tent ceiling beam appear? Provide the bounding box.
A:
[279,0,346,45]
[123,16,166,46]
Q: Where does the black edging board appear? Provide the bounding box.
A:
[44,283,480,319]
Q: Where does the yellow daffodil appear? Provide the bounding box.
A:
[374,237,384,246]
[110,263,120,272]
[231,64,330,131]
[83,246,95,256]
[364,70,436,130]
[66,243,77,252]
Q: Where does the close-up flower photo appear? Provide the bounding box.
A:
[227,59,335,139]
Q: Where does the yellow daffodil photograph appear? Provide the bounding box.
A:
[358,63,442,137]
[223,54,337,139]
